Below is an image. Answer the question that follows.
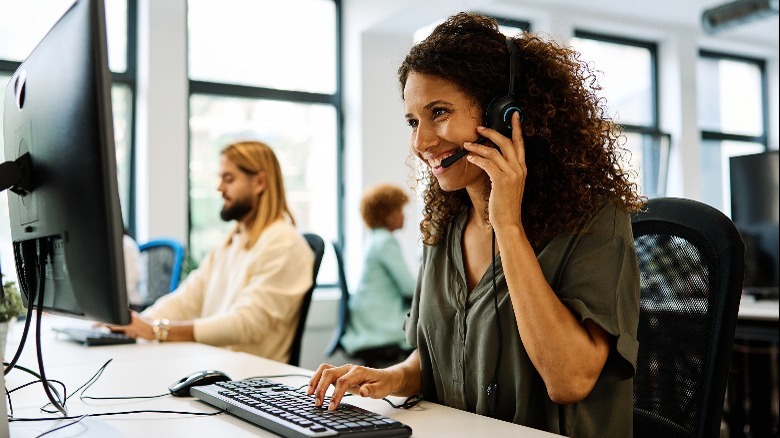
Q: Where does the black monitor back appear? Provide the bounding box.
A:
[2,0,129,325]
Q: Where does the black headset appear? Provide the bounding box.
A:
[483,37,523,137]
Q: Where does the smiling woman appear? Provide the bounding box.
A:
[309,13,644,437]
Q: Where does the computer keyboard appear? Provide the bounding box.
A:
[52,327,136,346]
[191,378,413,437]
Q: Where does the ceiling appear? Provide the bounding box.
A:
[373,0,778,49]
[537,0,778,46]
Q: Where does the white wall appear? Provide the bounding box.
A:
[135,0,189,245]
[133,1,779,369]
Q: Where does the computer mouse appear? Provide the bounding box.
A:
[169,370,231,397]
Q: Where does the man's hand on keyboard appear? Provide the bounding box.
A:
[100,310,155,340]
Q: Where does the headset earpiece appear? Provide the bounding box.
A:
[483,95,521,138]
[482,38,522,138]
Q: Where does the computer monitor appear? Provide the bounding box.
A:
[1,0,130,325]
[729,150,779,290]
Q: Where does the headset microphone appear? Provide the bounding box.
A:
[440,136,488,168]
[439,37,522,170]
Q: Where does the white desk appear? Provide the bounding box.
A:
[737,296,779,322]
[727,296,779,437]
[4,315,558,437]
[735,297,779,343]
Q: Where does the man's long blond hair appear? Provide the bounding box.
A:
[221,141,295,249]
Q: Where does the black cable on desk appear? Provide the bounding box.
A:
[35,414,88,438]
[4,243,40,376]
[33,239,67,416]
[9,409,224,422]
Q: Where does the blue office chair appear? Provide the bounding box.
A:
[137,238,185,310]
[631,197,745,438]
[288,233,325,367]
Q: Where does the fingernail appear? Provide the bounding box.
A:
[476,126,485,131]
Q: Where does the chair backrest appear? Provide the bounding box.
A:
[138,238,185,306]
[631,197,745,438]
[288,233,325,367]
[325,240,350,357]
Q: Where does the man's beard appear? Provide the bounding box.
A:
[220,196,254,222]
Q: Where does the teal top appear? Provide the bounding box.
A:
[341,228,416,354]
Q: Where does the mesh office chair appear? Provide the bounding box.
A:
[137,238,185,311]
[325,241,409,367]
[288,233,325,367]
[631,197,745,438]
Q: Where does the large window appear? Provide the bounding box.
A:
[698,51,767,215]
[187,0,341,285]
[0,0,136,283]
[414,16,530,43]
[571,31,669,198]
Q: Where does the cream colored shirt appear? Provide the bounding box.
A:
[143,220,314,362]
[123,235,143,306]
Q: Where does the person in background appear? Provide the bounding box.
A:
[122,232,143,308]
[340,183,416,366]
[309,13,643,436]
[108,141,314,363]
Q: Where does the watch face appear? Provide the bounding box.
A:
[152,318,171,341]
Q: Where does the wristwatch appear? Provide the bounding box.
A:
[151,318,171,342]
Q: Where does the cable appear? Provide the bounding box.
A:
[35,414,89,437]
[4,242,38,376]
[486,228,503,418]
[33,238,67,416]
[8,358,222,424]
[7,379,66,397]
[80,393,170,401]
[41,358,166,412]
[339,392,423,409]
[9,409,223,422]
[3,362,66,416]
[382,394,423,409]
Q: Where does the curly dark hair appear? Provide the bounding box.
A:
[360,183,409,229]
[398,12,644,248]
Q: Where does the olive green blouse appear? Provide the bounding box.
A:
[405,202,640,437]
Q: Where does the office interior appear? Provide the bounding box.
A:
[0,0,778,434]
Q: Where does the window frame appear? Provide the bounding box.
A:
[186,0,343,288]
[116,0,138,235]
[573,30,662,135]
[698,49,769,149]
[493,16,531,33]
[572,30,670,198]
